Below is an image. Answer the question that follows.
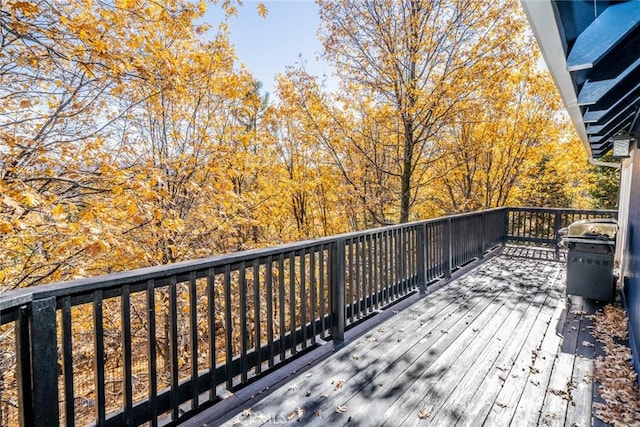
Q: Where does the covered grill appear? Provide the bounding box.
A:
[561,218,617,302]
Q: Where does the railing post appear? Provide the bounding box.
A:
[418,224,427,293]
[29,297,60,426]
[330,239,345,347]
[554,210,562,260]
[445,218,452,278]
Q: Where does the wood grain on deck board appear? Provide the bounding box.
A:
[204,255,598,427]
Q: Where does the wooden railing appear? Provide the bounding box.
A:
[0,207,616,426]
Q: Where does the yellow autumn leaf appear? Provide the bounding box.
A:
[257,3,268,18]
[85,240,108,256]
[21,192,38,207]
[52,204,65,217]
[0,221,12,234]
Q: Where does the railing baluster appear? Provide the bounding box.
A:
[224,265,233,389]
[93,290,106,425]
[445,218,452,278]
[239,263,248,383]
[310,249,317,344]
[412,227,417,289]
[418,224,426,291]
[253,259,262,374]
[367,234,373,312]
[146,280,158,427]
[266,258,275,368]
[421,226,425,280]
[393,229,399,298]
[121,285,133,425]
[278,254,286,362]
[289,252,296,356]
[319,247,326,338]
[207,268,216,400]
[169,277,179,419]
[189,272,199,409]
[394,229,398,297]
[374,233,380,309]
[355,238,361,319]
[61,296,74,427]
[383,231,389,305]
[300,250,307,350]
[348,240,354,324]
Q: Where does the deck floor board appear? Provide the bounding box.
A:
[190,250,605,427]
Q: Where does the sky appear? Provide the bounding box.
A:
[203,0,335,97]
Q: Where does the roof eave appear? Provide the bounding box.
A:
[520,0,593,159]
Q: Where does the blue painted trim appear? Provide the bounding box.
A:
[577,57,640,105]
[567,1,640,71]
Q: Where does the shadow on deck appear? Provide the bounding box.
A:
[185,247,607,427]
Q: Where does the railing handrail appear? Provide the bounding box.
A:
[0,207,505,312]
[507,206,618,215]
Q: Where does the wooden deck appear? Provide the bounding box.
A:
[188,248,606,426]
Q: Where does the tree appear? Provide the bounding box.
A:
[316,0,527,223]
[590,162,620,210]
[428,64,571,214]
[0,0,243,289]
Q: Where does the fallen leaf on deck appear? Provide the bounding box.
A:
[287,407,304,420]
[314,410,322,417]
[336,405,347,413]
[591,305,640,426]
[418,409,430,419]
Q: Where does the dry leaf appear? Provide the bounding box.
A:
[336,405,347,413]
[287,407,304,420]
[418,409,430,419]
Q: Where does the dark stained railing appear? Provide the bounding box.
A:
[0,207,616,426]
[505,207,617,257]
